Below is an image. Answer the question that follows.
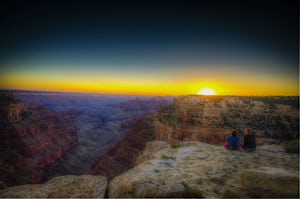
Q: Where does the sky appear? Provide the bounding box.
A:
[0,0,299,96]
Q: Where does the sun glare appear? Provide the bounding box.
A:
[198,88,216,96]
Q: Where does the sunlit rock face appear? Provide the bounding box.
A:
[0,175,107,198]
[0,93,78,186]
[108,141,299,198]
[154,95,299,145]
[91,115,155,181]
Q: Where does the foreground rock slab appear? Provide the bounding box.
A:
[109,141,299,198]
[240,167,299,198]
[0,175,107,198]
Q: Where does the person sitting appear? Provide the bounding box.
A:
[224,129,243,151]
[243,128,256,151]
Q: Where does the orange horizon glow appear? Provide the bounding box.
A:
[0,77,299,96]
[0,65,299,96]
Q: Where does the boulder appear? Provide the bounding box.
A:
[0,175,107,198]
[240,167,299,198]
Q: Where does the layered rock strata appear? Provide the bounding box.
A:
[154,95,299,144]
[0,93,78,186]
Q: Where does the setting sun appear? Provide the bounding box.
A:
[198,88,216,96]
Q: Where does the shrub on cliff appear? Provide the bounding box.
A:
[170,140,181,148]
[0,93,17,105]
[160,154,176,160]
[180,182,204,198]
[284,139,299,153]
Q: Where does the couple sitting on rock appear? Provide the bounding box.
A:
[224,128,256,152]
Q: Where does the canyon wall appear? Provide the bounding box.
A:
[91,115,154,180]
[0,92,78,186]
[154,95,299,145]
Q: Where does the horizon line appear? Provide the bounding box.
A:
[0,88,299,97]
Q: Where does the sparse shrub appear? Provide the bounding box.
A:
[160,154,176,160]
[187,118,197,126]
[163,162,172,167]
[170,140,181,148]
[180,182,204,198]
[285,139,299,153]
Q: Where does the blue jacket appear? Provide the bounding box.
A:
[227,135,240,149]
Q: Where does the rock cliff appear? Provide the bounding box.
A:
[0,175,107,198]
[91,115,155,180]
[154,95,299,144]
[0,92,78,186]
[109,141,299,198]
[0,95,27,123]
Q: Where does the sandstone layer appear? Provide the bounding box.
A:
[154,95,299,144]
[109,141,299,198]
[0,175,107,198]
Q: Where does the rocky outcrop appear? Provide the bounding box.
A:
[240,167,299,198]
[0,92,27,123]
[109,141,299,198]
[0,93,78,186]
[154,95,299,145]
[91,115,155,180]
[0,175,107,198]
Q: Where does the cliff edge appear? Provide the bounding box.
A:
[109,141,299,198]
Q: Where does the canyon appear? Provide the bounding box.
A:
[0,90,171,186]
[0,92,298,198]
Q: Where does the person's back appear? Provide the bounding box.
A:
[227,135,240,149]
[243,128,256,150]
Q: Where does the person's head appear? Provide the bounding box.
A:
[231,129,237,136]
[245,128,251,134]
